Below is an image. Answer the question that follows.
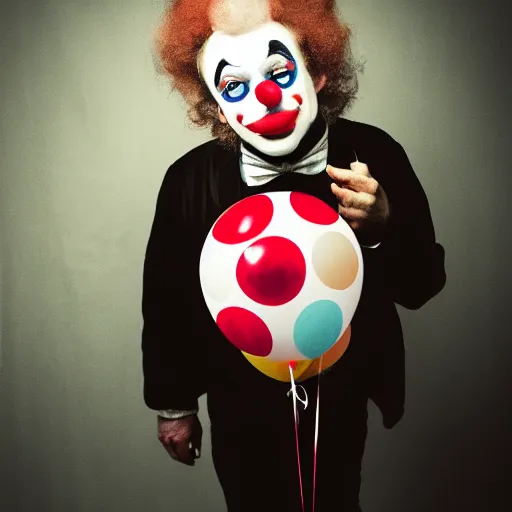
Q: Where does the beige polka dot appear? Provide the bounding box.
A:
[312,232,359,290]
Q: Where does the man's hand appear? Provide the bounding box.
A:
[157,414,203,466]
[326,161,391,245]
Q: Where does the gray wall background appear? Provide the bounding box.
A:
[1,0,510,510]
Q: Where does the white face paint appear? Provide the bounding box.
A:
[199,22,319,157]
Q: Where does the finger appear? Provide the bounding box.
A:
[331,183,375,210]
[163,439,180,461]
[326,166,377,194]
[347,220,361,231]
[189,440,201,459]
[174,440,195,466]
[350,161,371,177]
[338,205,368,222]
[158,431,172,448]
[191,430,202,459]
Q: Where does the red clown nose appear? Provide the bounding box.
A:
[255,80,283,109]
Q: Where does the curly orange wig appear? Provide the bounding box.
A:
[156,0,360,149]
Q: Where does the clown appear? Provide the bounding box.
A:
[142,1,446,510]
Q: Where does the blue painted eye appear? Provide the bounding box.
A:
[221,81,249,103]
[268,60,298,89]
[274,72,292,86]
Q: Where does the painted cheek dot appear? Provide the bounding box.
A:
[292,94,302,105]
[212,195,273,245]
[236,236,306,306]
[290,192,338,225]
[312,232,359,290]
[293,300,344,360]
[216,307,273,357]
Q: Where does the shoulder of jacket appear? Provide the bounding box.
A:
[166,138,225,173]
[332,117,401,149]
[160,138,235,189]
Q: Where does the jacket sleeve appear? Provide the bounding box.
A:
[363,136,447,310]
[141,164,207,412]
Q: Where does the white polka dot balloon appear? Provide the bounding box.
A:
[199,191,364,362]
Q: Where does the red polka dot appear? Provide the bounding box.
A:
[236,236,306,306]
[290,192,338,225]
[216,307,273,357]
[212,195,273,245]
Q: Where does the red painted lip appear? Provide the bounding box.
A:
[244,109,299,136]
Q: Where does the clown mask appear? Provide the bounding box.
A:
[199,21,323,157]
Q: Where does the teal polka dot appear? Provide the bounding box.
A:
[293,301,343,359]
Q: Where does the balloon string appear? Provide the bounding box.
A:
[311,355,323,512]
[289,363,305,512]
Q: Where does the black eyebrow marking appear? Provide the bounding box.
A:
[267,40,294,61]
[214,59,236,88]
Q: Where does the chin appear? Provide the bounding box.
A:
[259,141,301,157]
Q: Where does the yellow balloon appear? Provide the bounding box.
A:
[241,353,313,381]
[241,325,352,382]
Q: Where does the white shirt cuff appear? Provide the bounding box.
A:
[157,408,198,419]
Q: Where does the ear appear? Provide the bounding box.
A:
[218,106,228,124]
[314,74,327,93]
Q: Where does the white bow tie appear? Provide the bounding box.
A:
[240,128,329,187]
